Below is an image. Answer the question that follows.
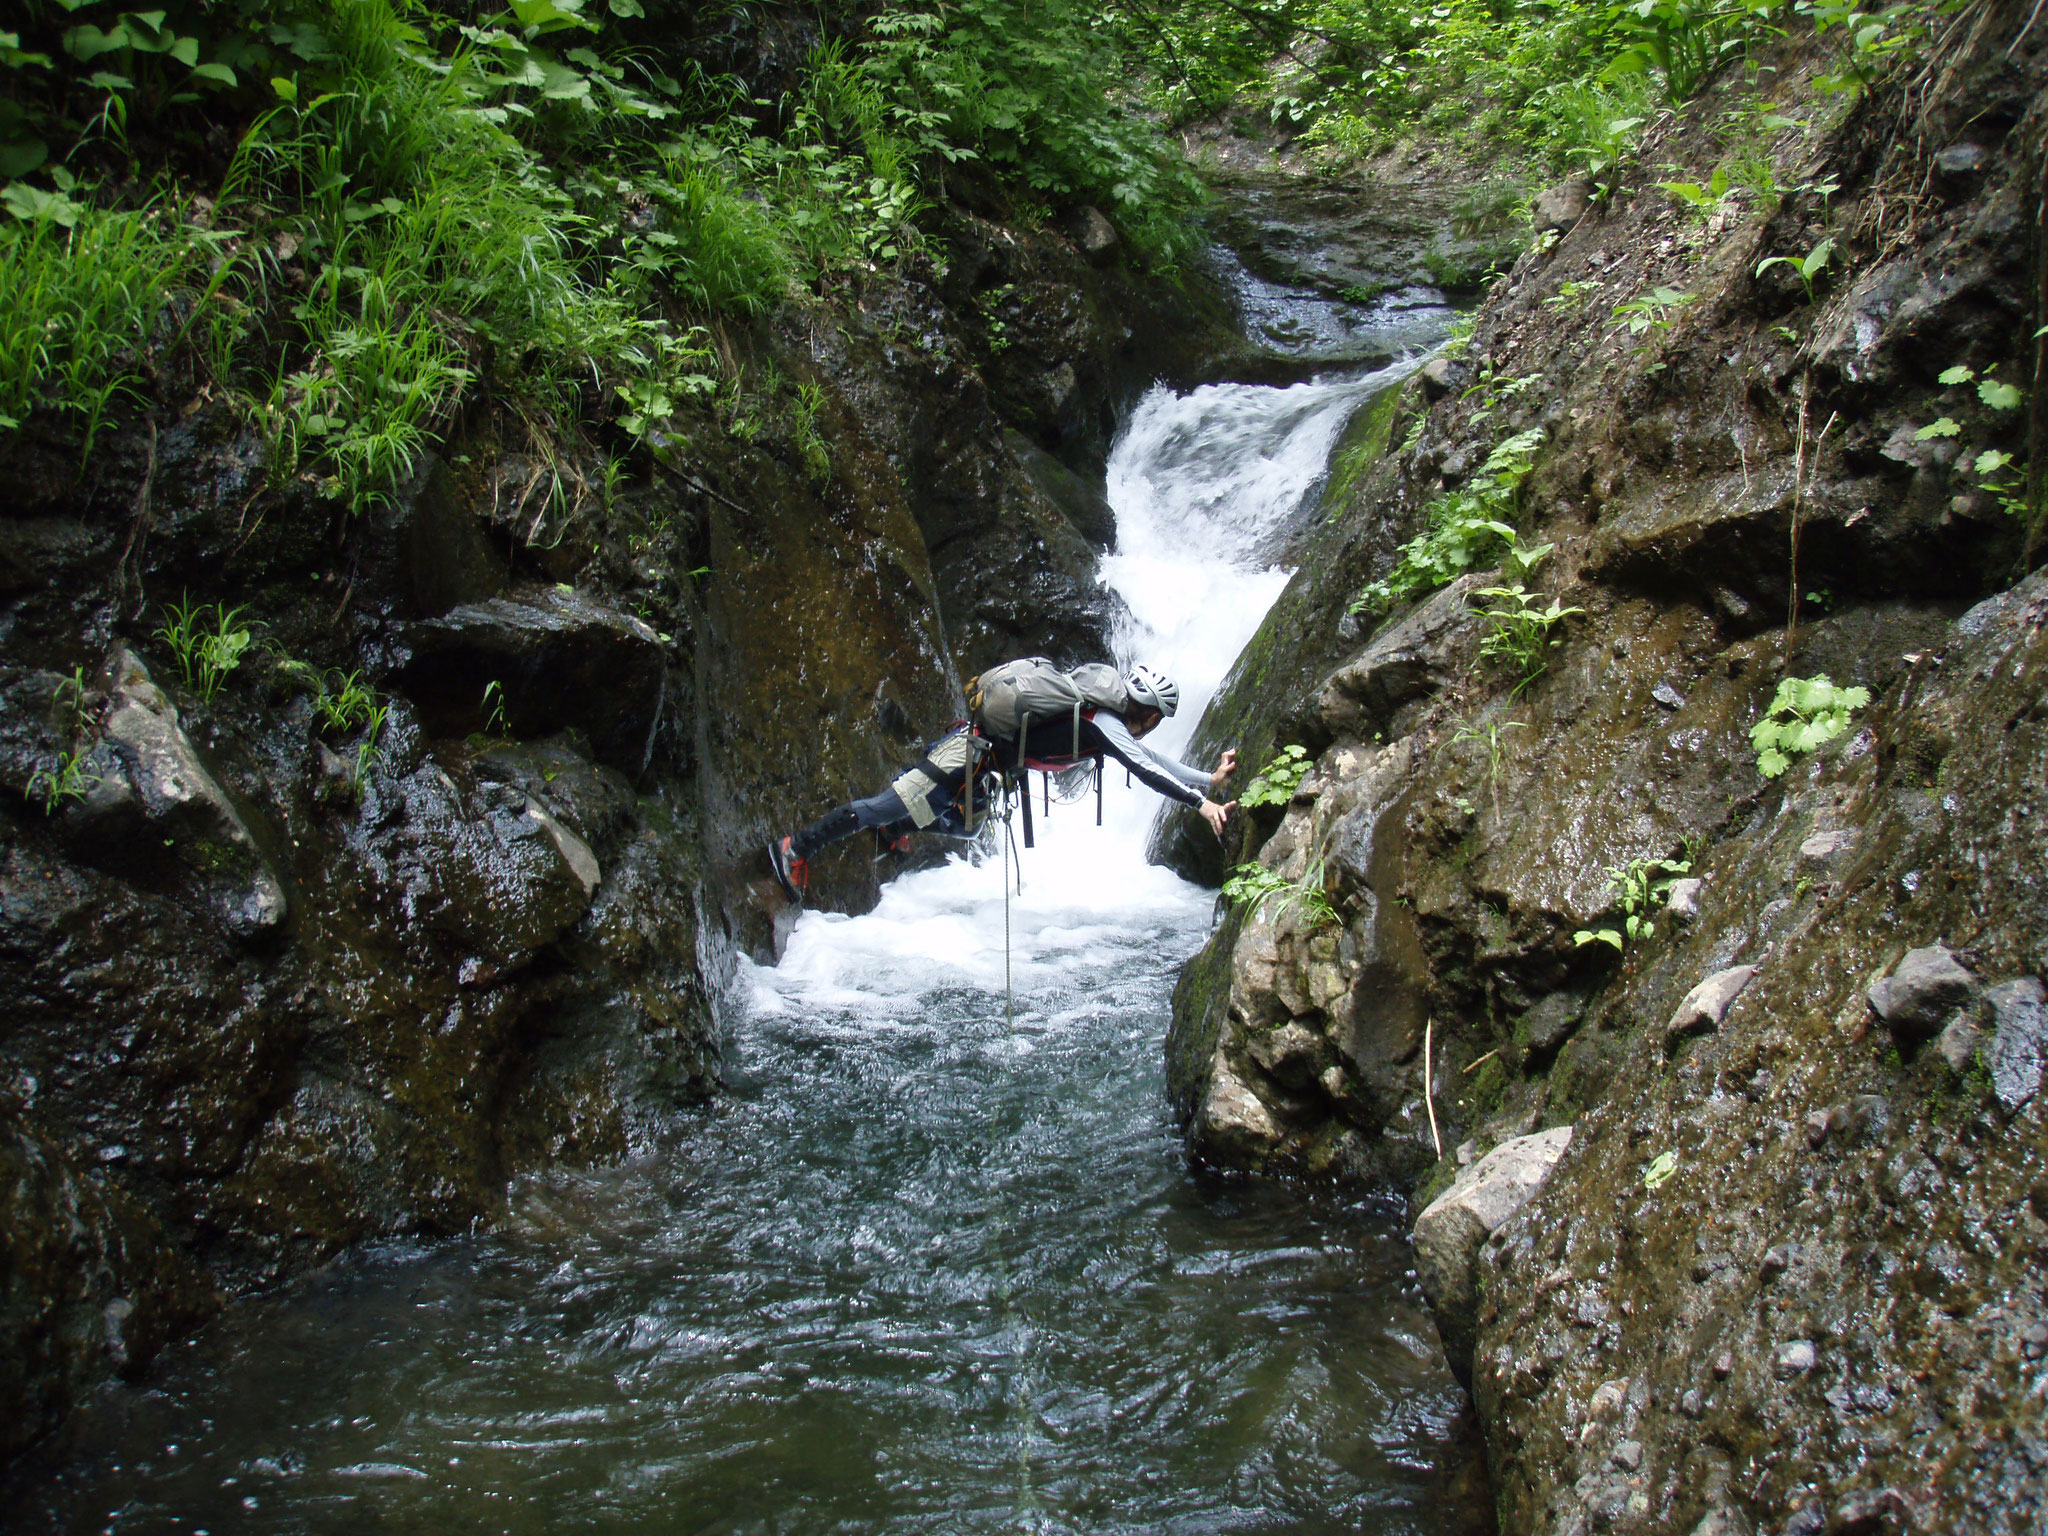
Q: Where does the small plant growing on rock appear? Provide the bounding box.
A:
[1915,361,2025,441]
[1657,166,1739,221]
[1241,744,1311,809]
[1449,717,1526,820]
[1350,429,1545,619]
[1971,449,2029,520]
[350,702,389,798]
[1755,237,1835,305]
[25,750,98,815]
[1544,279,1600,311]
[482,679,510,737]
[1222,858,1340,929]
[154,597,253,704]
[1750,674,1870,778]
[791,380,831,484]
[1612,286,1696,337]
[1574,855,1691,951]
[312,670,381,736]
[1471,575,1583,694]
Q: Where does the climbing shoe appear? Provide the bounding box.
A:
[767,835,808,903]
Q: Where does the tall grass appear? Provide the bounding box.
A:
[0,204,198,456]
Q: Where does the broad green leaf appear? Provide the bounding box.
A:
[1914,417,1961,440]
[1978,380,2023,411]
[0,137,49,178]
[63,23,129,61]
[1975,449,2013,475]
[189,60,234,85]
[1937,364,1975,385]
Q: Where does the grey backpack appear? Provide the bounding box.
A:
[966,657,1129,759]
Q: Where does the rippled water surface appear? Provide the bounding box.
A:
[16,904,1490,1535]
[12,298,1487,1535]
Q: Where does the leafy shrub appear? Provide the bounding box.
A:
[1750,674,1869,777]
[1241,745,1312,809]
[1222,857,1341,928]
[1574,855,1690,950]
[1351,429,1546,619]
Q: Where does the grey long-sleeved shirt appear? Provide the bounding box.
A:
[1006,712,1210,808]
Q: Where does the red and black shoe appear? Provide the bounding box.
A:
[767,835,808,903]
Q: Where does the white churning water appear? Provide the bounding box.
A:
[754,353,1428,1015]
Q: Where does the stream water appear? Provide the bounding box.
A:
[10,279,1493,1536]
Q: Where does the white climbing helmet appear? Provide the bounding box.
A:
[1125,664,1180,717]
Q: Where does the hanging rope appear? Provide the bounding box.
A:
[1000,780,1015,1034]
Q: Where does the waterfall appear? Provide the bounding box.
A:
[756,356,1419,1009]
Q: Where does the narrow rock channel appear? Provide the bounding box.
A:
[8,275,1503,1534]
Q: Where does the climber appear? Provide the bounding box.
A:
[766,662,1237,902]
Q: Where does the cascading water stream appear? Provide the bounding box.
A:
[9,287,1494,1536]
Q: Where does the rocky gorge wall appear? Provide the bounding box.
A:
[0,188,1244,1463]
[1164,9,2048,1534]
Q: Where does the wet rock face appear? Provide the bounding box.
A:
[1164,15,2048,1535]
[71,648,288,938]
[398,587,670,774]
[1413,1126,1574,1383]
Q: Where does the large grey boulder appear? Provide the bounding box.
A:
[73,647,287,938]
[1414,1125,1573,1382]
[1868,943,1978,1044]
[349,761,602,966]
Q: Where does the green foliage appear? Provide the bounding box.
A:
[1574,854,1690,950]
[1471,576,1583,693]
[154,596,253,704]
[1241,744,1312,809]
[1657,164,1738,220]
[1971,449,2029,520]
[311,669,380,735]
[0,192,204,450]
[1800,0,1934,96]
[25,750,100,815]
[1749,674,1870,778]
[862,0,1203,265]
[1612,285,1697,336]
[1351,429,1546,619]
[1755,236,1835,304]
[1606,0,1777,104]
[1221,857,1341,928]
